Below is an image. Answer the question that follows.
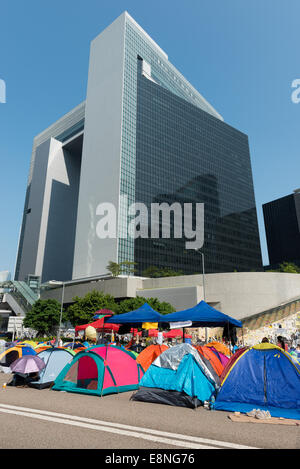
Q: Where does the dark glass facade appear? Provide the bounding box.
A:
[134,62,263,275]
[263,193,300,267]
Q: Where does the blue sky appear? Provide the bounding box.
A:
[1,0,299,276]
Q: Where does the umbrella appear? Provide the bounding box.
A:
[92,309,115,320]
[10,355,46,374]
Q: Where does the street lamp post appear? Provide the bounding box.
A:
[48,280,65,345]
[195,249,207,343]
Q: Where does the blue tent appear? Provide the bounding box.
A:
[213,343,300,420]
[162,301,242,328]
[105,303,164,325]
[29,348,75,389]
[131,344,220,408]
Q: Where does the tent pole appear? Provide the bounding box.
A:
[227,321,231,355]
[200,250,208,343]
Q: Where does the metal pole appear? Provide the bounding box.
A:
[200,251,208,343]
[201,252,206,302]
[56,283,65,345]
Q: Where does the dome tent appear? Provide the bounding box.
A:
[213,343,300,420]
[131,344,220,408]
[194,345,224,377]
[207,347,229,368]
[219,347,248,383]
[136,344,168,371]
[52,344,144,397]
[0,345,36,372]
[29,347,76,389]
[206,341,231,357]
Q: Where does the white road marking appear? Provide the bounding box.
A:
[0,403,258,449]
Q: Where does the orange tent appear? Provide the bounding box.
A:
[194,345,224,377]
[206,341,231,357]
[72,346,87,354]
[34,345,53,354]
[136,344,168,371]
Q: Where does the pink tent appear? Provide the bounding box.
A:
[53,344,144,396]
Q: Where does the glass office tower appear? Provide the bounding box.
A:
[116,13,262,275]
[263,190,300,268]
[134,57,262,274]
[16,12,262,282]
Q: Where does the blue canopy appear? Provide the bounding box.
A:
[161,301,242,328]
[105,303,164,325]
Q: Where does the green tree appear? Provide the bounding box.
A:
[23,299,66,336]
[266,262,300,273]
[142,266,184,278]
[120,260,137,276]
[106,260,138,277]
[117,296,175,315]
[278,262,300,273]
[66,290,119,326]
[106,261,122,277]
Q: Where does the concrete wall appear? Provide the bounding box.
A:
[15,102,85,281]
[41,144,81,282]
[41,272,300,322]
[17,137,82,283]
[205,272,300,320]
[17,139,52,281]
[137,285,202,311]
[72,13,126,279]
[42,276,144,304]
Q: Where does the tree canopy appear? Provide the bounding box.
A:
[26,290,176,333]
[266,262,300,273]
[23,299,66,336]
[142,265,184,278]
[116,296,175,315]
[66,290,119,326]
[106,260,137,277]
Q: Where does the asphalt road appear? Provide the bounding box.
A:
[0,373,299,451]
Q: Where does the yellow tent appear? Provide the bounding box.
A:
[18,340,38,348]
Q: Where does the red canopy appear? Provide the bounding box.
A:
[75,316,120,333]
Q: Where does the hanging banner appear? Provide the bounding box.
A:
[142,322,158,330]
[169,321,192,329]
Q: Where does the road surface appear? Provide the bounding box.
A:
[0,373,299,450]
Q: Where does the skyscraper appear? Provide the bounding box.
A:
[263,189,300,268]
[15,11,262,283]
